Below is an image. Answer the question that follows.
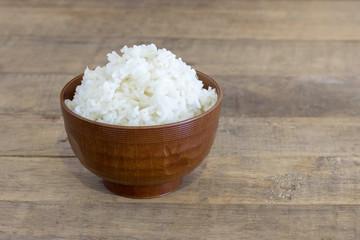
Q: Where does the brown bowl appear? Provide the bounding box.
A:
[60,71,222,198]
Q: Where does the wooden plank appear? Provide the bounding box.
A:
[0,113,70,156]
[0,73,71,115]
[219,75,360,117]
[1,153,360,204]
[2,38,360,78]
[1,199,359,239]
[1,1,360,41]
[1,73,360,117]
[2,0,360,12]
[1,115,360,156]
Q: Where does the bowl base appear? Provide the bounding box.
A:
[103,178,182,198]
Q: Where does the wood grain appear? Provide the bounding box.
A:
[2,200,359,240]
[1,114,360,156]
[1,73,360,117]
[1,153,360,204]
[2,1,360,41]
[1,0,360,239]
[3,38,360,77]
[1,154,359,237]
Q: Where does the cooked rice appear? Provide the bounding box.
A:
[65,44,218,126]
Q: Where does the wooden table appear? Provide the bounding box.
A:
[1,1,360,239]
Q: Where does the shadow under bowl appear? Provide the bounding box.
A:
[60,71,222,198]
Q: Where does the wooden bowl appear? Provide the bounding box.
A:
[60,71,222,198]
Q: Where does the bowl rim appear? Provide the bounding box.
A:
[60,70,223,129]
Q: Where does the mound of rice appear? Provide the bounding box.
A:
[65,44,218,126]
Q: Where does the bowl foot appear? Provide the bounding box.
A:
[103,178,182,198]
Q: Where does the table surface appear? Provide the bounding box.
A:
[1,0,360,239]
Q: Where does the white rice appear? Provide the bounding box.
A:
[65,44,218,126]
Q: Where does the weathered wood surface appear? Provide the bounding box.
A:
[1,0,360,239]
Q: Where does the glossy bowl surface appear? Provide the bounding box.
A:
[60,71,222,198]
